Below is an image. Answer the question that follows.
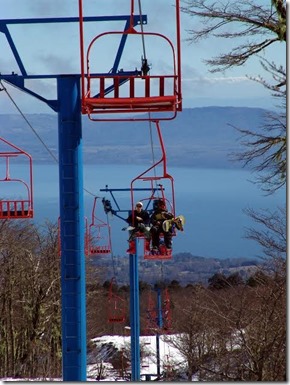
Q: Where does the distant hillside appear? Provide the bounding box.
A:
[91,253,259,286]
[0,107,269,168]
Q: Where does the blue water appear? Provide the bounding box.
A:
[28,163,285,259]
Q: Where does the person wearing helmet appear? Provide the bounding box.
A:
[126,201,150,253]
[150,199,174,251]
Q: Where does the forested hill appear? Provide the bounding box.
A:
[91,253,259,287]
[0,106,269,168]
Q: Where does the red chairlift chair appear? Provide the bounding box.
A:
[87,196,112,256]
[0,137,33,219]
[78,0,182,121]
[129,121,176,260]
[108,277,126,323]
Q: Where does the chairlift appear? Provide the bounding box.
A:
[146,289,158,334]
[0,137,33,219]
[78,0,182,121]
[100,121,183,258]
[87,196,112,256]
[129,121,176,260]
[108,277,126,323]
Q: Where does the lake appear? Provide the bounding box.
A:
[24,163,285,260]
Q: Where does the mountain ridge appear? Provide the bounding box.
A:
[0,106,269,168]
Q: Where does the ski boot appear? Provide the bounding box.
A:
[126,240,136,254]
[145,239,151,252]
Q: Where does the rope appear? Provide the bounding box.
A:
[136,0,157,191]
[148,119,160,195]
[138,0,147,60]
[106,211,117,278]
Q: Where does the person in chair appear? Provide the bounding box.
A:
[126,201,150,253]
[150,199,174,251]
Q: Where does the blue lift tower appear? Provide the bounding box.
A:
[1,1,181,381]
[0,10,147,381]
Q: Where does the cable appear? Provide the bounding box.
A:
[138,0,147,61]
[137,0,151,76]
[137,0,161,200]
[148,119,159,192]
[0,80,58,164]
[105,210,117,278]
[148,119,166,200]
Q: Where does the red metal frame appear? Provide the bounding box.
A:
[87,197,112,256]
[79,0,182,121]
[108,277,126,323]
[0,137,33,219]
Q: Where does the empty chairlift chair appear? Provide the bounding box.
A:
[87,196,112,256]
[78,0,182,121]
[108,277,126,323]
[0,137,33,219]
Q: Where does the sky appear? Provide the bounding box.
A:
[0,0,286,114]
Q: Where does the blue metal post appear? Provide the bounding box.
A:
[129,238,141,381]
[156,288,163,378]
[57,76,87,381]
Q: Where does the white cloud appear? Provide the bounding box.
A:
[183,76,249,84]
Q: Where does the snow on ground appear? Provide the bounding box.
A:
[88,334,186,381]
[1,334,188,382]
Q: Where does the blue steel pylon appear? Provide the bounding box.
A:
[57,77,87,380]
[0,11,146,381]
[129,238,141,381]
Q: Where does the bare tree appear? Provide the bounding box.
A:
[243,206,286,274]
[0,220,62,379]
[231,59,286,193]
[195,283,286,381]
[181,0,286,194]
[166,286,224,381]
[167,270,286,381]
[181,0,286,72]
